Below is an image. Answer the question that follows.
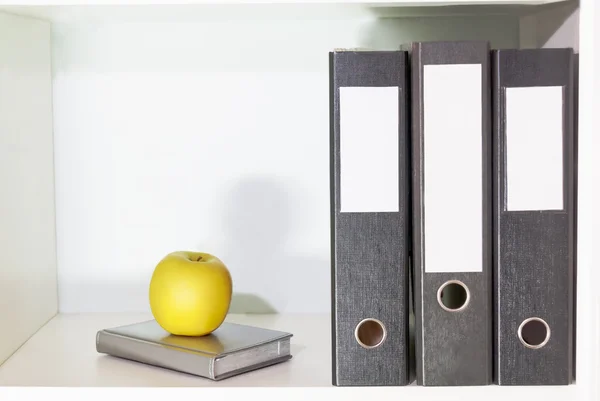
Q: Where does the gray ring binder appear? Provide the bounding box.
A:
[409,40,493,386]
[330,50,412,386]
[492,47,574,385]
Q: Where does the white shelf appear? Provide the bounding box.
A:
[0,0,573,24]
[0,313,330,387]
[0,0,571,6]
[0,0,595,398]
[0,312,586,399]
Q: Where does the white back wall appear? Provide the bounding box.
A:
[52,15,519,313]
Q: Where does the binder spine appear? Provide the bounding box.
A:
[492,48,575,385]
[572,53,579,382]
[329,51,337,387]
[330,50,410,386]
[411,44,425,385]
[411,41,493,386]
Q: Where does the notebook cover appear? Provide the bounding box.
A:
[96,319,292,380]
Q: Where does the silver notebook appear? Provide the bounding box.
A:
[96,319,293,381]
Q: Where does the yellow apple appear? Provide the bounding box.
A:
[149,251,232,336]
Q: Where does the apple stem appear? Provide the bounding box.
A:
[197,255,203,262]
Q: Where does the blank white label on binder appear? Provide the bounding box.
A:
[506,86,564,211]
[423,64,482,273]
[339,86,399,213]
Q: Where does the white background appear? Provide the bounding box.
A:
[51,15,520,313]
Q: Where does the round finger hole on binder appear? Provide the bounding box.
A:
[355,318,387,349]
[518,318,551,349]
[437,280,470,312]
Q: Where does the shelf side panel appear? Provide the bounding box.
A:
[0,12,58,365]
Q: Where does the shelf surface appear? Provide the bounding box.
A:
[0,312,330,387]
[0,312,585,397]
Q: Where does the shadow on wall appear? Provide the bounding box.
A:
[355,13,522,51]
[217,176,329,315]
[229,292,277,314]
[353,3,579,52]
[528,0,580,49]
